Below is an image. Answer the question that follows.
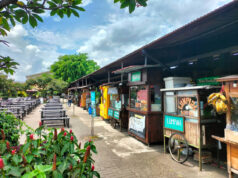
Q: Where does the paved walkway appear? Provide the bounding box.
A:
[21,102,227,178]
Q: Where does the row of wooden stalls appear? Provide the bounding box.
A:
[68,1,238,176]
[70,65,238,176]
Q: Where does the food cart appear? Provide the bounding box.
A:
[108,84,129,131]
[99,85,110,119]
[161,85,224,171]
[117,66,164,145]
[212,75,238,178]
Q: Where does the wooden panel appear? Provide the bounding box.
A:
[229,82,238,93]
[148,113,164,143]
[164,121,199,147]
[231,145,238,170]
[185,121,199,147]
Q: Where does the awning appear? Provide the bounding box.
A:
[112,64,160,74]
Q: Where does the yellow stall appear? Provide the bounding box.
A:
[100,86,110,119]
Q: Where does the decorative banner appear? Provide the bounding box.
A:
[90,91,96,117]
[108,109,114,117]
[164,115,184,132]
[114,110,120,119]
[137,89,147,101]
[129,112,146,138]
[131,71,141,82]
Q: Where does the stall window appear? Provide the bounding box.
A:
[164,91,177,114]
[230,96,238,131]
[150,85,162,112]
[110,94,121,110]
[130,85,148,111]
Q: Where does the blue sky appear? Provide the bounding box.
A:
[0,0,232,82]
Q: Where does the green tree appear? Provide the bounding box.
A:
[25,74,68,97]
[46,77,68,95]
[50,53,100,83]
[0,74,19,97]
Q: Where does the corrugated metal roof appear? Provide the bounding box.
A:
[70,1,238,86]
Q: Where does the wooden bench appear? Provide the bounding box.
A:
[41,117,69,128]
[0,108,23,120]
[1,106,25,118]
[41,110,70,128]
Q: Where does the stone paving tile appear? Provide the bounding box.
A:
[21,102,227,178]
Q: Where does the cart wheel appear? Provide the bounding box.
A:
[168,132,189,164]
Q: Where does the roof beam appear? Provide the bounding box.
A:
[166,45,238,66]
[142,49,168,70]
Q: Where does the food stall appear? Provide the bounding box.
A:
[108,84,129,131]
[95,89,101,116]
[80,89,89,109]
[85,92,91,111]
[99,85,110,119]
[161,84,225,171]
[116,66,163,145]
[212,75,238,178]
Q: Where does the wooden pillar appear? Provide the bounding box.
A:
[197,90,202,171]
[121,62,124,82]
[144,55,148,66]
[227,144,233,178]
[108,71,110,83]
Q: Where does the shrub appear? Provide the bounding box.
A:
[0,112,21,146]
[0,124,100,177]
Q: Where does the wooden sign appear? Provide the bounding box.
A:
[131,71,141,82]
[164,115,184,133]
[178,97,198,116]
[129,113,146,138]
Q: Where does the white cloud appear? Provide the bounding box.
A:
[26,45,40,53]
[82,0,92,7]
[53,16,61,22]
[78,0,231,66]
[0,24,62,82]
[0,22,93,82]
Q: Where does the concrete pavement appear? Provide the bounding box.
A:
[21,102,227,178]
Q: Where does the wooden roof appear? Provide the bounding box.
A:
[217,75,238,82]
[69,1,238,88]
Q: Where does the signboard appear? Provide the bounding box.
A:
[114,110,120,119]
[90,91,96,117]
[177,96,198,117]
[164,115,184,133]
[108,109,114,117]
[131,71,141,82]
[129,112,146,138]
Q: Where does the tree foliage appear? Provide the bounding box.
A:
[0,56,19,75]
[114,0,147,13]
[50,53,100,83]
[25,74,68,97]
[0,0,86,36]
[0,74,26,98]
[0,0,147,37]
